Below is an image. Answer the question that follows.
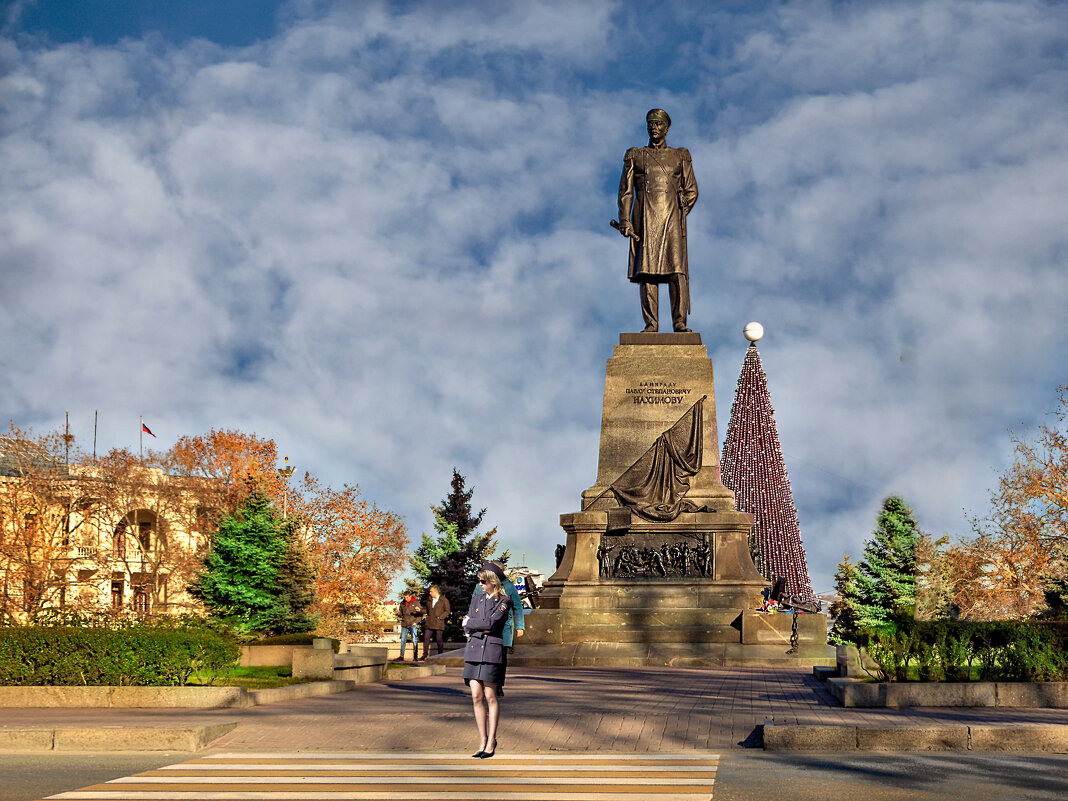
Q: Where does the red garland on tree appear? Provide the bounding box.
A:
[721,334,815,601]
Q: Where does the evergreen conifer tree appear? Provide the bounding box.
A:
[189,483,317,636]
[408,469,507,640]
[854,496,920,630]
[828,555,863,645]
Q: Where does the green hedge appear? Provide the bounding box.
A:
[0,626,240,686]
[856,620,1068,682]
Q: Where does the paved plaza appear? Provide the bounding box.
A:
[4,667,1068,800]
[3,666,1068,752]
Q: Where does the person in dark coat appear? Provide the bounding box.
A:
[463,567,512,759]
[396,591,423,662]
[421,584,451,659]
[470,561,524,695]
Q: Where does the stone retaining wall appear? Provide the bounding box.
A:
[0,685,253,708]
[240,642,389,681]
[0,680,359,709]
[827,677,1068,708]
[764,723,1068,752]
[740,612,827,645]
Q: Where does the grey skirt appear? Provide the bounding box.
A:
[463,660,505,686]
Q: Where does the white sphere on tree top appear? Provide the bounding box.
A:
[743,321,764,342]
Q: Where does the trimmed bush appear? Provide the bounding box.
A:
[0,626,240,686]
[856,620,1068,682]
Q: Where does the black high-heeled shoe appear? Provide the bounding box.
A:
[479,739,497,759]
[471,749,485,758]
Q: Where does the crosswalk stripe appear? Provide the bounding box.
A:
[195,753,718,760]
[50,795,706,801]
[151,764,717,773]
[141,771,717,778]
[46,752,717,801]
[184,756,717,765]
[109,777,715,785]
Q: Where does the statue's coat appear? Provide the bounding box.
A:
[617,145,698,283]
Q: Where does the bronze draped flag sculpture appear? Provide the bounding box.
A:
[584,395,707,522]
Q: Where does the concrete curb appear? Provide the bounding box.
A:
[0,680,356,709]
[384,664,447,682]
[248,680,357,705]
[0,686,250,709]
[0,722,238,752]
[763,723,1068,752]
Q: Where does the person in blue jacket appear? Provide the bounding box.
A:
[463,567,512,759]
[470,561,524,695]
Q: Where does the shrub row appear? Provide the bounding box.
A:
[856,620,1068,682]
[0,626,240,686]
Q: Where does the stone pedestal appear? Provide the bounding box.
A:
[581,333,734,513]
[514,333,833,668]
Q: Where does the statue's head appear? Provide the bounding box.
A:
[646,108,672,126]
[646,108,671,142]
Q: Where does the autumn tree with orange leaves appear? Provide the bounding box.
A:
[0,426,94,623]
[292,474,408,638]
[946,387,1068,619]
[170,429,409,636]
[170,429,286,515]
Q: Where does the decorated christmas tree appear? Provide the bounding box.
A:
[721,324,815,601]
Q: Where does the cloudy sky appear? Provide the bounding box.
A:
[3,0,1068,595]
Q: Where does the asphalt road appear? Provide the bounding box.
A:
[0,753,183,801]
[713,752,1068,801]
[2,751,1066,801]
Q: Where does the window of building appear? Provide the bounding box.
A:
[113,523,126,559]
[137,521,153,552]
[132,585,150,616]
[111,579,124,609]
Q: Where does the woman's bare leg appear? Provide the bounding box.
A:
[470,680,488,752]
[484,683,499,753]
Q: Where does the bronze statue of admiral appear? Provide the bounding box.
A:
[614,109,698,333]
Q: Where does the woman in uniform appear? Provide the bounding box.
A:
[463,567,513,759]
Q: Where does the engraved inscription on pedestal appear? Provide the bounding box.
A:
[625,381,694,406]
[597,532,714,580]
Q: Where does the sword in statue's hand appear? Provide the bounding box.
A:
[610,219,640,241]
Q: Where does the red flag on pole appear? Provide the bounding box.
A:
[141,422,156,438]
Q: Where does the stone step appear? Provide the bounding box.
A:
[548,589,763,611]
[561,625,740,644]
[548,608,742,628]
[433,642,837,668]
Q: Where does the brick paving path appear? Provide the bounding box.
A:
[4,667,1068,752]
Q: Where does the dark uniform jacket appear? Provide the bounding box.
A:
[423,595,451,630]
[397,598,424,627]
[462,592,512,665]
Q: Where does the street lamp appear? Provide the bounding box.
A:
[277,456,295,518]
